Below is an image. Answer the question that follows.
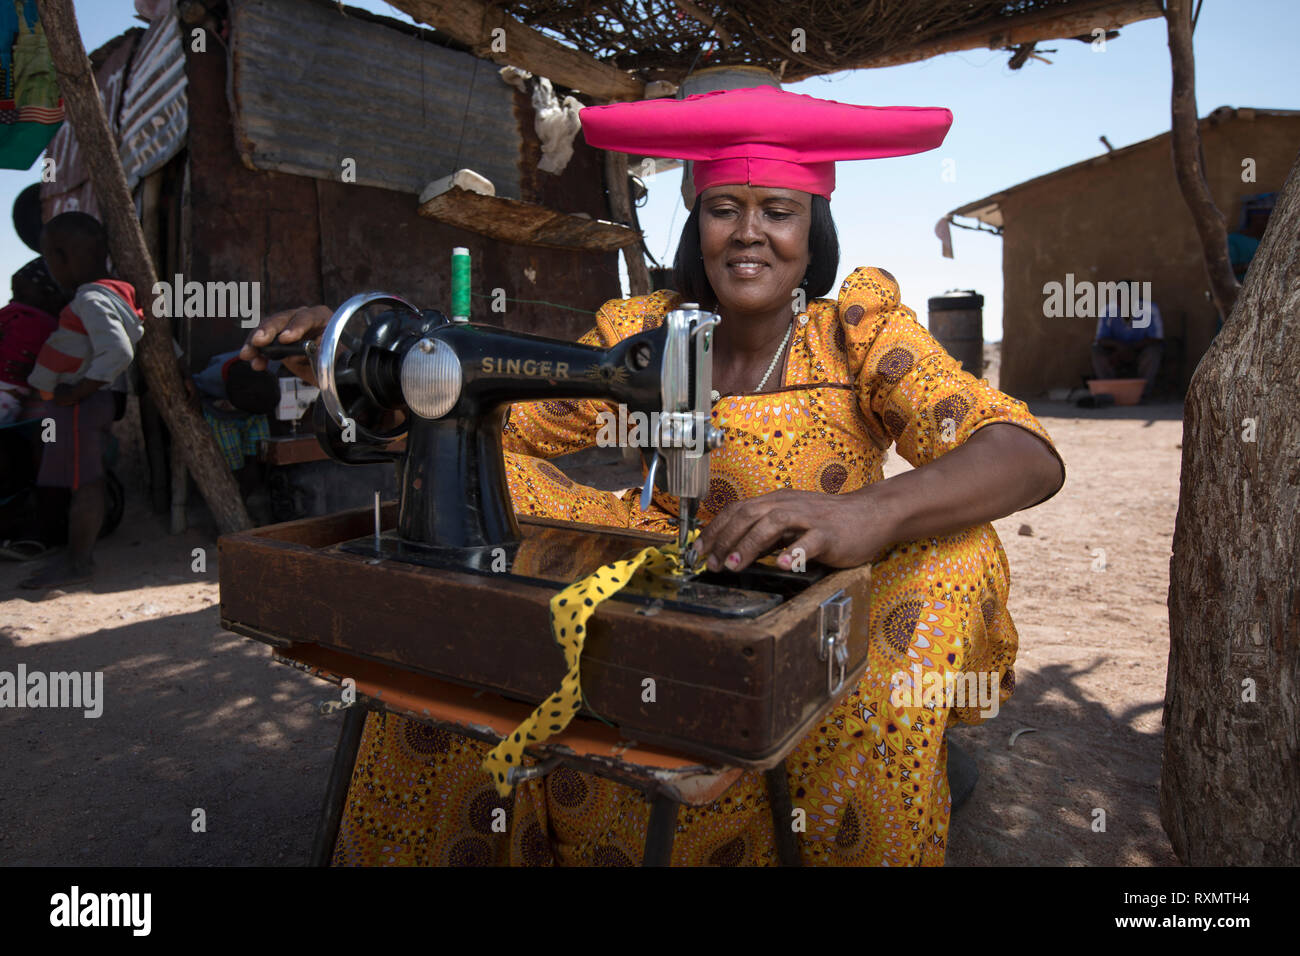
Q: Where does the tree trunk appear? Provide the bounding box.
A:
[1161,151,1300,865]
[1164,0,1240,318]
[37,0,251,534]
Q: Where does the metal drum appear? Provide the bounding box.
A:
[928,289,985,377]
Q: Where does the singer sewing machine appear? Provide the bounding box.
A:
[219,292,872,771]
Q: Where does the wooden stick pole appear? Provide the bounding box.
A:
[1164,0,1240,319]
[389,0,644,101]
[604,151,651,296]
[37,0,251,534]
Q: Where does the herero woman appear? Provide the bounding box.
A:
[243,86,1065,866]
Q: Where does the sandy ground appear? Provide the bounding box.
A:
[937,399,1182,866]
[0,356,1184,866]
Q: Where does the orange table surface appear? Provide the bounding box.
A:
[274,642,745,805]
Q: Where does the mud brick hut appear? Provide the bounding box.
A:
[945,106,1300,398]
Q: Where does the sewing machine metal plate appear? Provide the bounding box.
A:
[220,505,872,768]
[338,523,821,619]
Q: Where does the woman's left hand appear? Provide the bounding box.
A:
[693,424,1063,575]
[694,488,895,573]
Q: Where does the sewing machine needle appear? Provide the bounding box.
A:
[678,497,697,556]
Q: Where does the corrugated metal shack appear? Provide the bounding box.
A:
[41,0,626,519]
[46,0,622,358]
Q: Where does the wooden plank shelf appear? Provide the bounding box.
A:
[417,185,641,251]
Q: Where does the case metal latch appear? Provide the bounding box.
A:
[819,591,852,696]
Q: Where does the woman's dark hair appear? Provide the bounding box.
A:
[671,193,839,306]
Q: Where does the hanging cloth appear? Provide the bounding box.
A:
[0,1,64,170]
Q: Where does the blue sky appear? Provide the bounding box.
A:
[3,0,1296,339]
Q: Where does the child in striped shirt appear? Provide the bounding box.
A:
[21,212,144,590]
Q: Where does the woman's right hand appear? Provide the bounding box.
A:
[240,305,334,385]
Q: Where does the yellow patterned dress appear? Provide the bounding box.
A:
[330,266,1063,866]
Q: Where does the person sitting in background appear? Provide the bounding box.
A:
[1227,193,1275,282]
[191,350,281,524]
[1091,282,1163,402]
[0,258,70,556]
[0,257,68,424]
[21,212,144,589]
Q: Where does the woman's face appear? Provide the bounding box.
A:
[698,185,812,316]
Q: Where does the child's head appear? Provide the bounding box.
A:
[39,212,110,292]
[226,360,281,416]
[11,257,70,316]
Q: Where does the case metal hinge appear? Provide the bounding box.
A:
[819,590,852,696]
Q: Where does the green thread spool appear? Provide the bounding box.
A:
[451,247,470,322]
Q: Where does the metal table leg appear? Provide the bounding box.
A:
[310,704,368,867]
[642,791,679,867]
[307,695,782,868]
[765,760,802,867]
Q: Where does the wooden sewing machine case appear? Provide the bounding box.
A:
[219,503,871,769]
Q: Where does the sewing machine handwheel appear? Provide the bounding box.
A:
[315,292,436,446]
[312,399,400,464]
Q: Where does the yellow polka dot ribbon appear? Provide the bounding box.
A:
[482,528,703,796]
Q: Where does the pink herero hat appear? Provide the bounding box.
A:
[579,86,953,200]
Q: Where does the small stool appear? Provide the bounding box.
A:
[291,644,804,867]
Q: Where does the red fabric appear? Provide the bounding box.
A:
[34,344,82,373]
[580,86,952,199]
[0,301,59,388]
[30,278,145,395]
[691,155,835,199]
[59,308,86,335]
[91,278,144,318]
